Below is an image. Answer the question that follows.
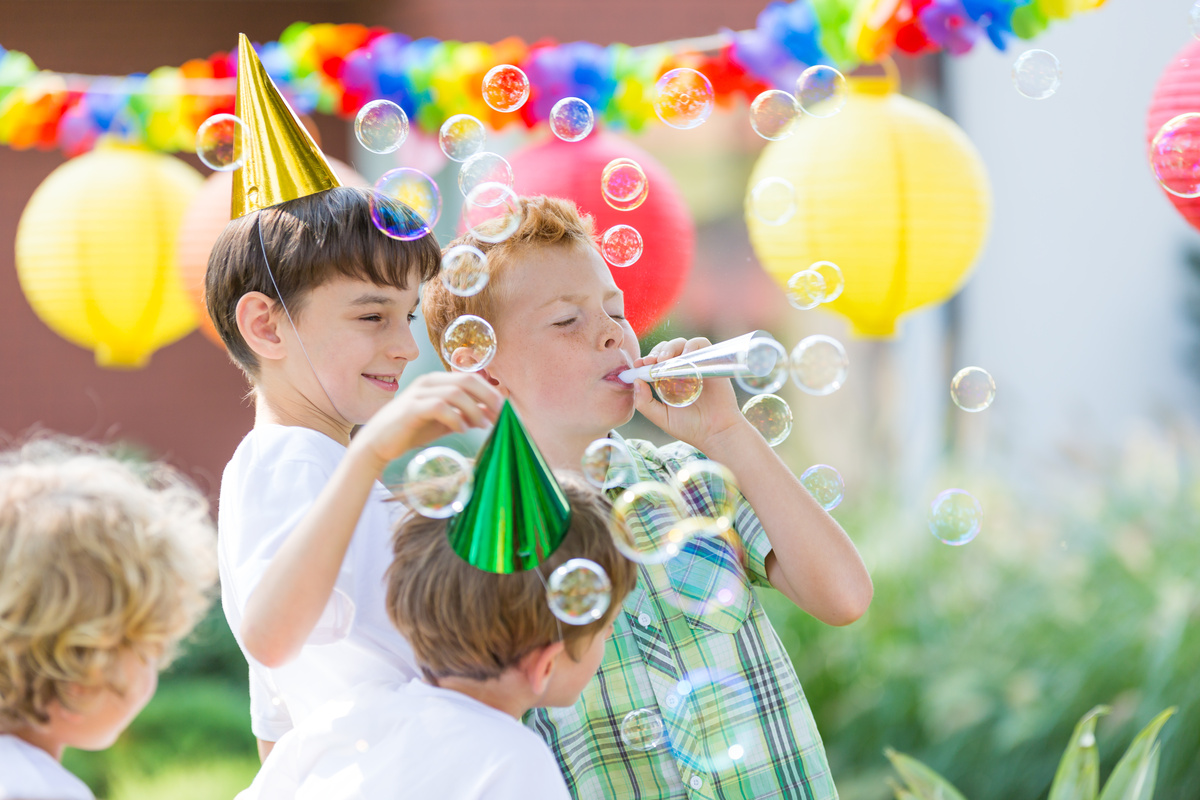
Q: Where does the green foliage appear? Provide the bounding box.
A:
[887,706,1175,800]
[763,430,1200,800]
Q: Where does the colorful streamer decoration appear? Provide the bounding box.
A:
[0,0,1106,156]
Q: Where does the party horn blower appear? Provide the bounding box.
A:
[619,331,786,383]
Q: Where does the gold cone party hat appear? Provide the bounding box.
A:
[232,33,340,218]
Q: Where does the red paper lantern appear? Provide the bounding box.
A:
[1146,38,1200,232]
[507,134,694,336]
[176,157,367,345]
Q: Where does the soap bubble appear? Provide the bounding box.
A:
[810,261,845,303]
[929,489,983,545]
[401,446,473,518]
[370,169,441,241]
[748,177,796,226]
[1012,49,1061,100]
[653,68,714,130]
[785,270,827,310]
[546,558,612,625]
[749,89,801,140]
[790,335,848,396]
[581,438,636,489]
[672,460,738,538]
[796,65,847,118]
[741,394,792,447]
[800,464,844,511]
[620,708,665,751]
[1193,1,1200,38]
[196,113,244,171]
[458,151,513,204]
[652,361,703,408]
[601,158,650,212]
[601,225,644,268]
[440,244,489,298]
[950,367,996,412]
[354,99,408,154]
[661,669,756,772]
[736,337,789,395]
[611,481,692,564]
[482,65,530,112]
[462,182,524,244]
[550,97,595,142]
[1150,113,1200,199]
[439,114,486,162]
[441,314,497,373]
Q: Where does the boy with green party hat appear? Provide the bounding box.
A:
[237,402,639,800]
[209,33,503,758]
[423,196,873,799]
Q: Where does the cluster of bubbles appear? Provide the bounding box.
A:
[653,68,715,130]
[1012,49,1062,100]
[354,99,409,154]
[800,465,845,511]
[195,113,245,172]
[482,65,531,113]
[371,168,441,241]
[400,446,474,519]
[441,314,497,373]
[546,558,613,625]
[607,461,739,565]
[929,489,983,545]
[601,158,650,211]
[785,261,845,309]
[550,97,595,142]
[601,225,644,268]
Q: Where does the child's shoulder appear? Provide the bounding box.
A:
[227,424,347,475]
[0,734,95,800]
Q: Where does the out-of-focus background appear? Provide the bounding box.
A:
[2,0,1199,798]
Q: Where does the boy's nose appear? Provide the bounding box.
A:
[390,328,420,361]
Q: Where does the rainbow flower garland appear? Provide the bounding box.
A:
[0,0,1106,157]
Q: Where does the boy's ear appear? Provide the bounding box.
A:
[476,363,504,390]
[519,641,565,697]
[236,292,286,362]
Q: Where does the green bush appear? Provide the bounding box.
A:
[764,436,1200,800]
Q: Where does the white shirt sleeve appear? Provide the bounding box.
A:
[479,738,571,800]
[234,728,302,800]
[247,665,293,742]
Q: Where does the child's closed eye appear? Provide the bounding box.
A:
[553,318,577,328]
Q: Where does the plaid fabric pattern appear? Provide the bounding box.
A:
[527,434,837,800]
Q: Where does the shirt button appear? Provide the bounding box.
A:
[638,613,652,627]
[665,694,679,709]
[689,775,704,790]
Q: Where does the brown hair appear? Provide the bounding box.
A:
[205,186,442,377]
[386,474,636,681]
[422,195,597,370]
[0,435,216,731]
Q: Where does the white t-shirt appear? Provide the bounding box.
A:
[0,735,95,800]
[237,680,572,800]
[218,425,418,740]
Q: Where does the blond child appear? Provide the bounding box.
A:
[0,436,216,800]
[208,37,503,757]
[423,197,873,799]
[236,474,638,799]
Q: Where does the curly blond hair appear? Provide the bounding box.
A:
[0,435,217,730]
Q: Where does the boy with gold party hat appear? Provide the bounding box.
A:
[208,34,503,758]
[236,402,638,800]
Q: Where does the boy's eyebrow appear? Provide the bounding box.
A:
[350,293,395,306]
[540,290,623,308]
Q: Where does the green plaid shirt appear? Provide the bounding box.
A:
[527,434,837,800]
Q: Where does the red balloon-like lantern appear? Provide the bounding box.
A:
[507,134,694,336]
[1146,38,1200,232]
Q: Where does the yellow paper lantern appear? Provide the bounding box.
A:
[746,72,991,337]
[15,143,202,367]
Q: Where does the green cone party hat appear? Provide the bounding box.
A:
[448,401,570,573]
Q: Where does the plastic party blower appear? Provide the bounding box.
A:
[618,331,785,383]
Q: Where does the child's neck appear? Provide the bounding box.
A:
[13,724,65,762]
[434,672,535,720]
[253,377,353,445]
